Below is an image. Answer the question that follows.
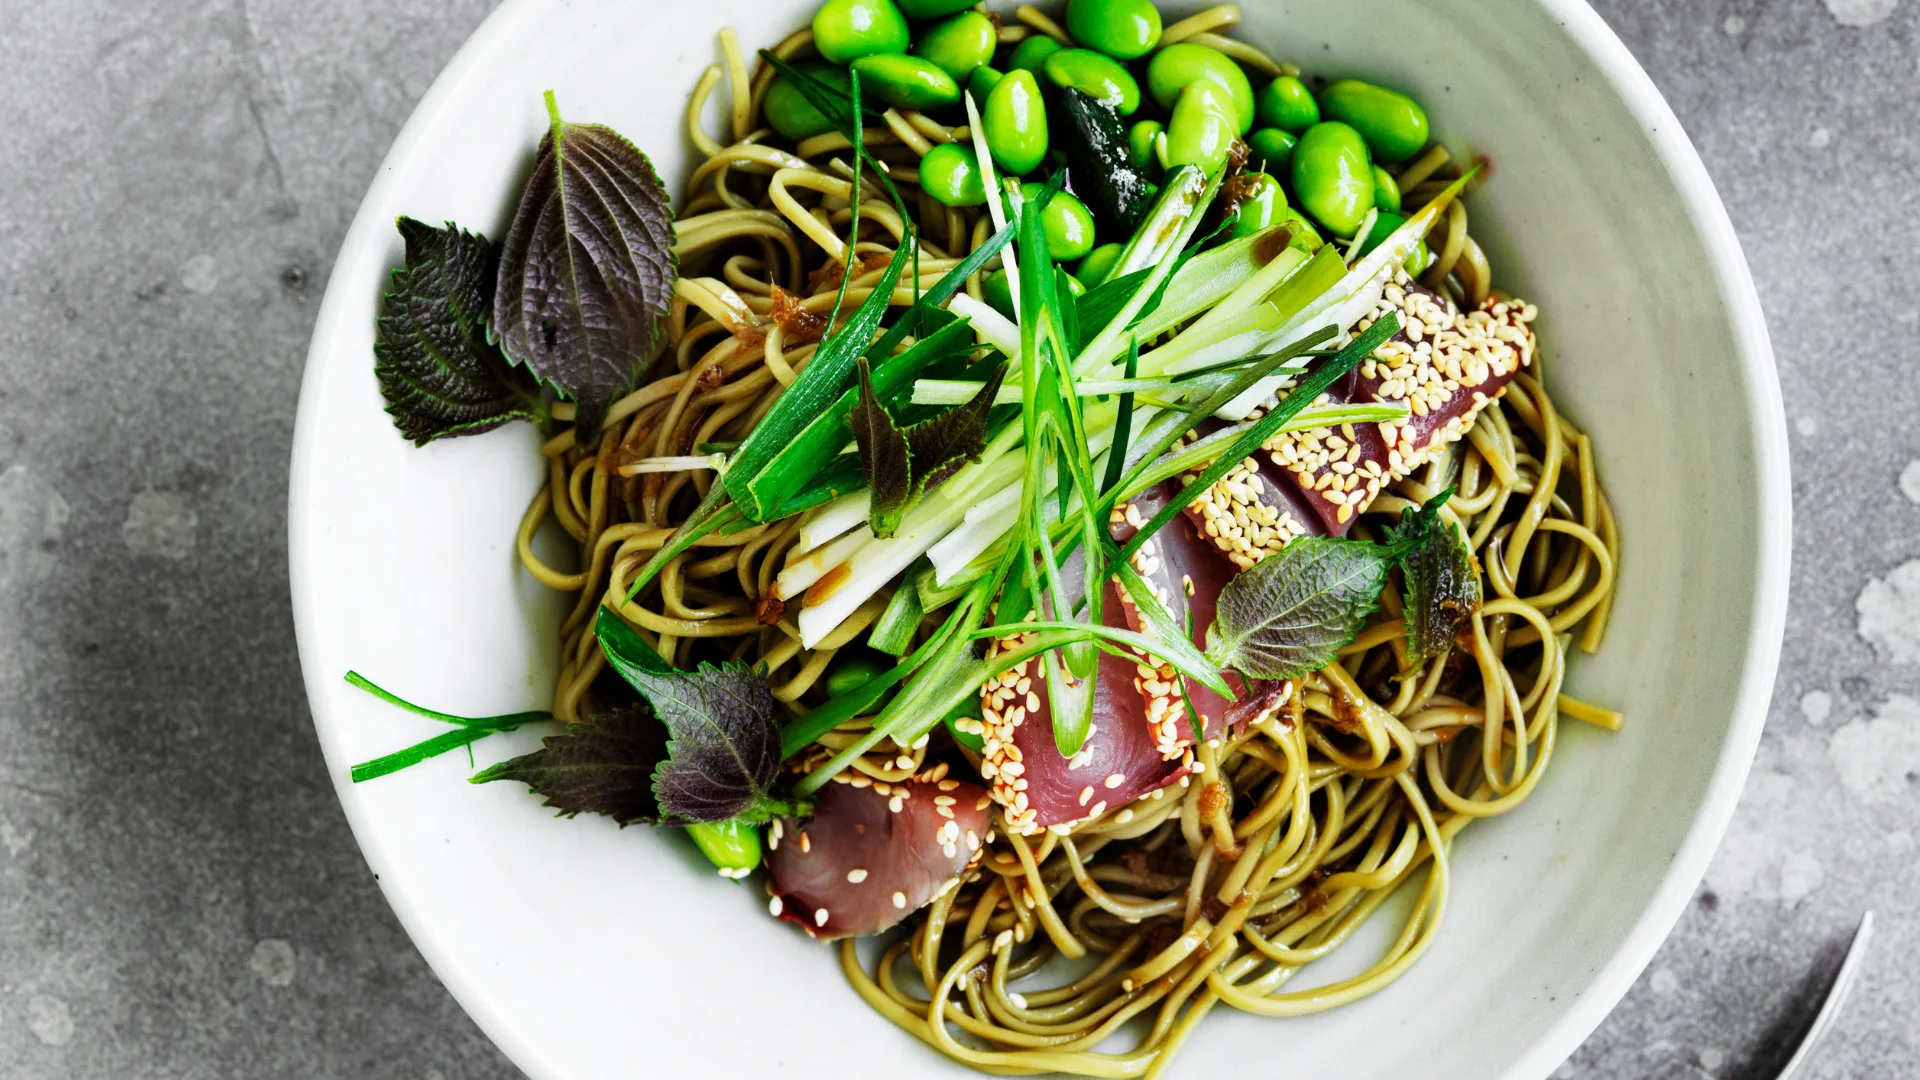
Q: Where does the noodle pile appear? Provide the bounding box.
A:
[513,8,1622,1076]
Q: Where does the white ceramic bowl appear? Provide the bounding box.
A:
[289,1,1788,1076]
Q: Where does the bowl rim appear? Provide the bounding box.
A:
[287,0,1790,1076]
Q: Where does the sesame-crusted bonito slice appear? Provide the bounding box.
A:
[1268,274,1537,535]
[1108,494,1292,741]
[765,768,990,940]
[1175,418,1327,571]
[980,583,1193,836]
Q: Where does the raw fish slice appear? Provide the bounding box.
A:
[766,769,991,940]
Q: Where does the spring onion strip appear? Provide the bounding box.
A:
[1073,170,1226,381]
[948,293,1020,355]
[617,454,729,474]
[909,375,1185,407]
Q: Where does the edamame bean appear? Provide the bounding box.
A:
[968,65,1005,101]
[915,12,997,80]
[851,54,961,109]
[825,655,887,697]
[1358,210,1433,274]
[920,142,987,206]
[1318,79,1429,163]
[813,0,910,64]
[1371,165,1402,214]
[895,0,977,16]
[1007,35,1063,75]
[1228,172,1285,239]
[984,69,1048,175]
[1077,242,1124,287]
[1043,49,1141,115]
[1245,127,1296,172]
[1128,120,1164,172]
[1021,183,1097,260]
[1254,75,1319,134]
[1065,0,1162,60]
[687,820,761,874]
[1146,43,1254,134]
[1290,121,1374,238]
[1163,82,1236,176]
[764,65,853,142]
[984,269,1017,320]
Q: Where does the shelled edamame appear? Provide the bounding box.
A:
[787,0,1446,263]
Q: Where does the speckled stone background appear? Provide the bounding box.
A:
[1,0,1916,1076]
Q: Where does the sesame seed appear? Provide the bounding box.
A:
[814,908,829,927]
[846,868,868,883]
[892,891,907,909]
[769,895,783,917]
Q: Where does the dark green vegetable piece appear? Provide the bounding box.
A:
[896,0,977,14]
[849,357,1006,537]
[373,218,542,446]
[494,93,677,437]
[1054,88,1154,237]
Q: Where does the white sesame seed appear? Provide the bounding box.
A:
[892,891,907,908]
[814,908,829,927]
[846,868,868,883]
[769,895,783,916]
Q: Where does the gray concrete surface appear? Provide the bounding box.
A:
[0,0,1915,1076]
